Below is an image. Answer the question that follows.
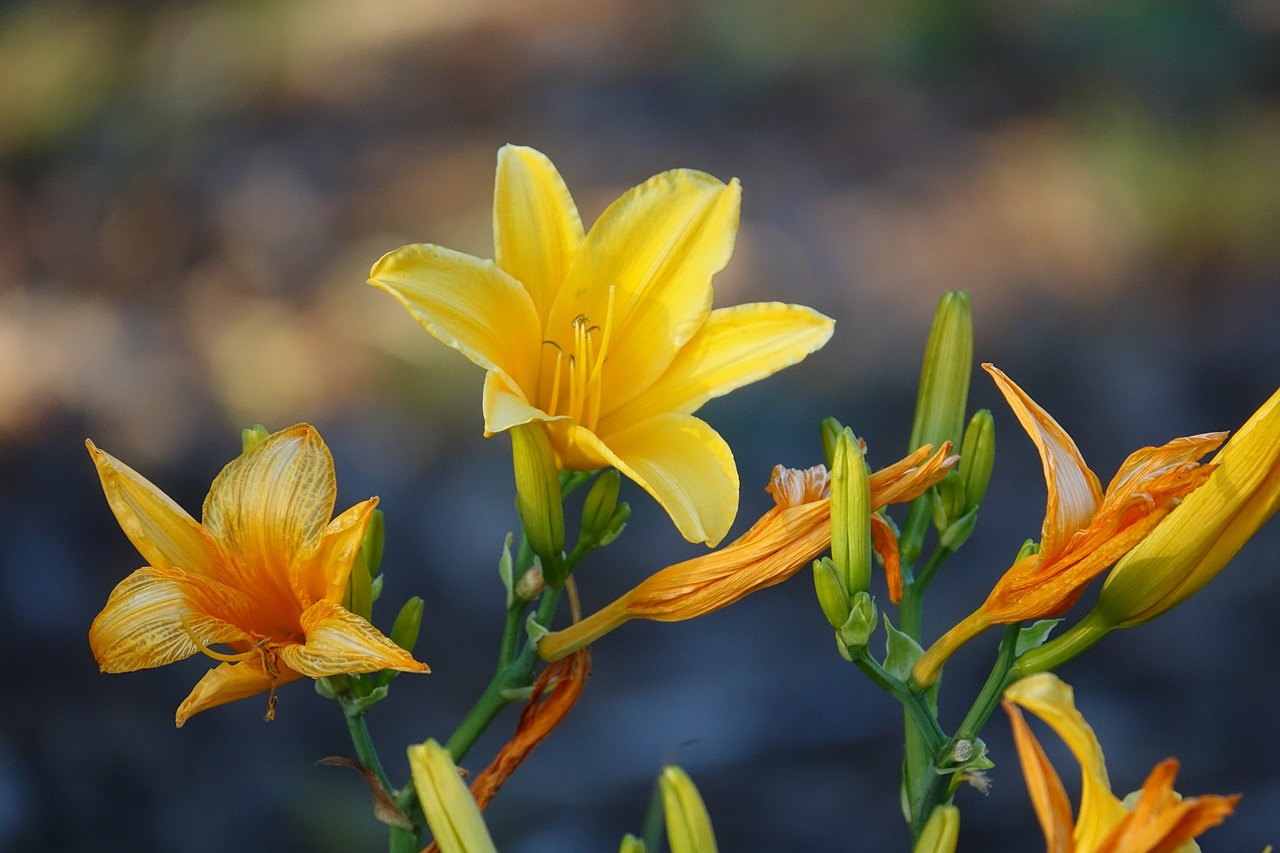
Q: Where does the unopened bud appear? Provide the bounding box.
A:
[390,596,423,655]
[581,469,621,541]
[241,424,270,453]
[510,423,566,585]
[913,804,959,853]
[660,766,718,853]
[344,548,374,622]
[619,835,646,853]
[596,502,631,548]
[831,426,872,596]
[837,590,877,652]
[1015,538,1040,562]
[909,291,972,454]
[362,509,386,577]
[958,409,994,513]
[820,416,845,468]
[812,557,850,629]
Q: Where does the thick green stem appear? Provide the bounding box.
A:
[342,700,422,851]
[852,649,945,753]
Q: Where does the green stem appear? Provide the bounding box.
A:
[852,648,946,753]
[344,702,393,795]
[1012,609,1113,678]
[445,588,563,763]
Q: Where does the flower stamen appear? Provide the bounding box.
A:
[180,615,260,663]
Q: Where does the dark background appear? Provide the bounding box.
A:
[2,1,1279,850]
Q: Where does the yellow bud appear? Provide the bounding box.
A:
[912,804,959,853]
[1098,385,1280,627]
[831,427,872,595]
[510,423,566,585]
[660,765,718,853]
[407,739,497,853]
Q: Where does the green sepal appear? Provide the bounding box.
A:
[837,591,877,652]
[939,506,979,551]
[1014,619,1061,657]
[883,615,925,682]
[341,685,390,716]
[526,612,551,647]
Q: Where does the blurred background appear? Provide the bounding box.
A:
[3,0,1279,850]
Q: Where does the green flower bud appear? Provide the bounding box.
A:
[913,804,959,853]
[1015,538,1040,562]
[619,835,647,853]
[241,424,270,453]
[958,408,994,514]
[660,766,718,853]
[820,416,845,468]
[581,469,621,543]
[596,502,631,548]
[934,470,966,527]
[837,590,877,652]
[812,557,850,629]
[408,739,497,853]
[909,291,972,454]
[344,547,374,622]
[510,423,566,585]
[390,596,424,655]
[830,426,872,596]
[362,509,386,577]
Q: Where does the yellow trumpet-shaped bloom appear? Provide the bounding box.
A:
[538,444,956,662]
[370,145,834,546]
[912,365,1222,686]
[1003,673,1238,853]
[1097,383,1280,627]
[87,425,429,727]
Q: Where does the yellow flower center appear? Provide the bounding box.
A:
[542,286,616,433]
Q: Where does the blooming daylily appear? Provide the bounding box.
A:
[369,145,834,546]
[88,425,429,726]
[538,444,956,662]
[1003,673,1238,852]
[912,365,1222,687]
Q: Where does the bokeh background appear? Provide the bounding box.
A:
[3,1,1279,850]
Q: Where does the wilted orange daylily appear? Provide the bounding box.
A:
[369,145,834,546]
[912,365,1222,687]
[88,425,429,726]
[1003,673,1238,853]
[538,444,956,662]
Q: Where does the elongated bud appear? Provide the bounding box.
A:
[241,424,270,453]
[362,509,386,577]
[660,766,718,853]
[820,416,845,468]
[596,503,631,548]
[831,426,872,596]
[390,596,424,655]
[909,291,972,454]
[407,739,497,853]
[913,804,959,853]
[812,557,850,629]
[511,423,566,585]
[582,469,621,542]
[345,547,374,622]
[958,409,994,513]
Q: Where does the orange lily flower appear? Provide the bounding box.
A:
[912,365,1222,686]
[1003,673,1238,853]
[88,425,429,726]
[538,444,956,662]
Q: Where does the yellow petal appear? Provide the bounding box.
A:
[1003,673,1129,851]
[599,302,835,432]
[202,424,335,616]
[569,413,739,546]
[547,170,740,415]
[493,145,584,326]
[291,497,380,609]
[1004,699,1074,853]
[277,600,429,678]
[89,566,253,673]
[369,243,542,396]
[176,659,300,727]
[985,364,1103,561]
[482,370,564,436]
[86,440,220,578]
[408,739,498,853]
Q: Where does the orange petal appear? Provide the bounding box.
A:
[89,566,254,673]
[176,659,301,727]
[985,364,1102,562]
[1004,699,1074,853]
[871,513,904,604]
[277,600,429,678]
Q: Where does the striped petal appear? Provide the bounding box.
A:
[599,302,835,432]
[369,243,542,398]
[175,659,301,728]
[87,441,220,578]
[986,365,1103,562]
[554,413,738,546]
[291,497,380,609]
[277,600,429,678]
[493,145,584,327]
[547,170,740,415]
[89,566,253,673]
[202,425,335,617]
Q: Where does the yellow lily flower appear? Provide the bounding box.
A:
[87,425,429,727]
[1003,673,1238,853]
[369,145,834,546]
[912,365,1222,687]
[538,444,956,662]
